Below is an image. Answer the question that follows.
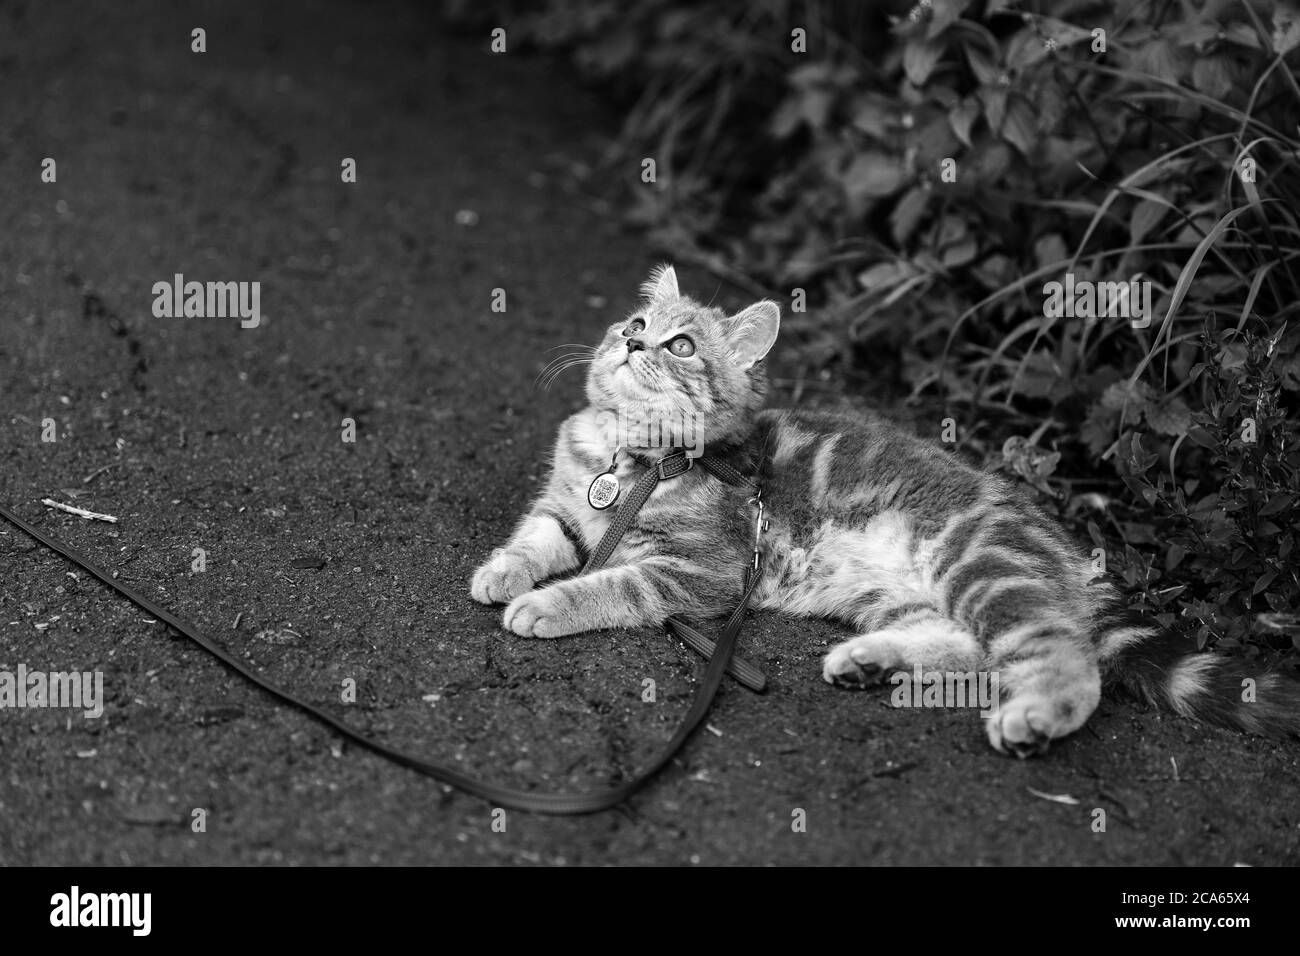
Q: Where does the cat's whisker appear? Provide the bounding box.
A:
[536,346,597,371]
[535,360,575,385]
[537,349,591,369]
[535,349,597,386]
[537,355,595,390]
[541,359,591,381]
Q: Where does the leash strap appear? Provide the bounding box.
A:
[580,448,767,692]
[666,616,766,693]
[0,464,764,813]
[581,450,753,574]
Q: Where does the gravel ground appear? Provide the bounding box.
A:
[1,0,1297,866]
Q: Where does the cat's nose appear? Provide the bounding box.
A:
[626,337,646,353]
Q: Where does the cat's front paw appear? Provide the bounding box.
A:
[471,550,537,605]
[503,587,582,639]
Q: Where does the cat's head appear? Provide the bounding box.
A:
[585,265,779,448]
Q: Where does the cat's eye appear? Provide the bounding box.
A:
[667,336,695,358]
[622,319,645,336]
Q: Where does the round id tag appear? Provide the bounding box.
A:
[588,471,621,510]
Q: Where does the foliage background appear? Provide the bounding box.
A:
[448,0,1300,662]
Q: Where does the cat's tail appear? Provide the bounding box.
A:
[1098,612,1300,738]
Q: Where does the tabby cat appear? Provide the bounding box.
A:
[471,265,1300,755]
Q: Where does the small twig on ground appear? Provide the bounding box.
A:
[232,612,243,630]
[870,760,920,780]
[1027,787,1081,805]
[82,463,120,485]
[41,498,118,523]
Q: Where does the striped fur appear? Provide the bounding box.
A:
[471,266,1300,756]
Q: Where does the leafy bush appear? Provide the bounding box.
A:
[449,0,1300,658]
[1101,320,1300,656]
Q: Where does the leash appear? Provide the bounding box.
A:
[0,449,766,815]
[583,448,768,692]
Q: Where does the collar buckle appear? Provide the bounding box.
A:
[655,451,694,480]
[750,487,768,570]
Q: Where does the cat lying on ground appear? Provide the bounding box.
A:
[472,265,1300,755]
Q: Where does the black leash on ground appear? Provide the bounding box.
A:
[0,449,765,815]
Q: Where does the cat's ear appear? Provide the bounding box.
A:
[640,263,680,304]
[722,300,780,369]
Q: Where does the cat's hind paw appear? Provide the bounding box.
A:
[822,635,906,689]
[986,695,1057,758]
